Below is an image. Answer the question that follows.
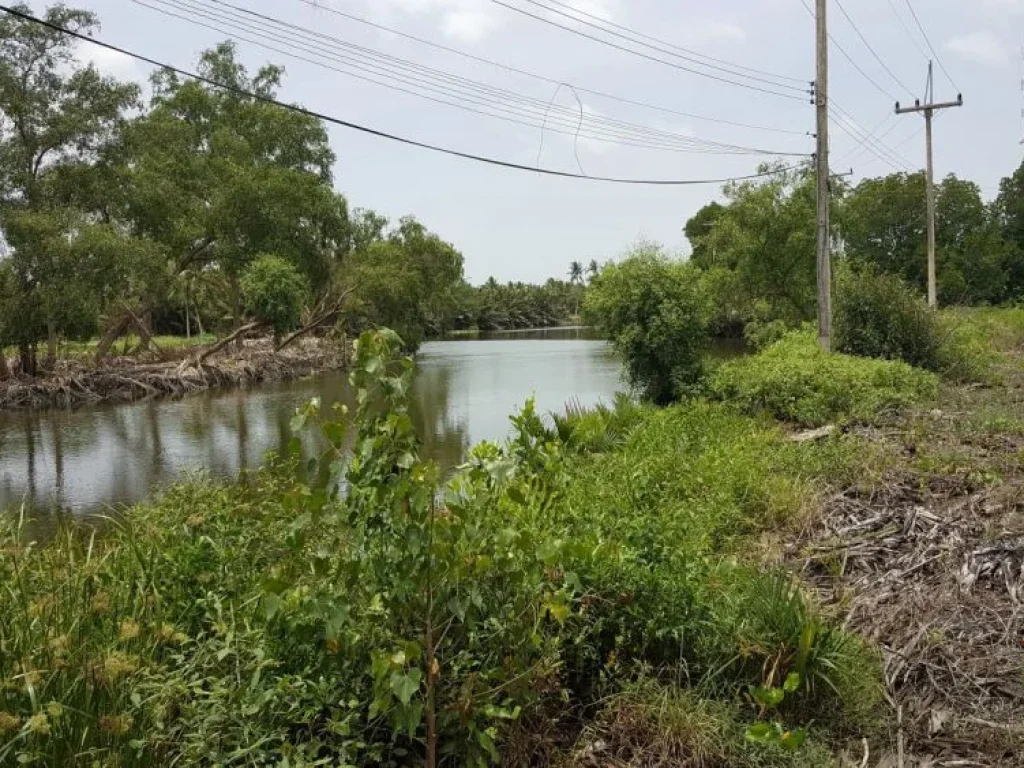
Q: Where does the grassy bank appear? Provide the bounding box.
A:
[1,311,1020,765]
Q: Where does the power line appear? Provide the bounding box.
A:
[526,0,806,86]
[0,4,804,186]
[883,0,929,63]
[902,0,959,92]
[287,0,808,135]
[490,0,809,101]
[141,0,803,156]
[833,0,914,95]
[830,101,915,171]
[501,0,807,92]
[798,0,898,103]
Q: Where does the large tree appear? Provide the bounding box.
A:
[113,42,349,350]
[703,164,820,323]
[993,161,1024,299]
[0,3,139,373]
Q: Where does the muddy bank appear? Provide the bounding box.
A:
[0,336,348,412]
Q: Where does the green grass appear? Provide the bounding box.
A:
[3,334,217,364]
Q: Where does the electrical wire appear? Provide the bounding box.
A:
[0,4,806,185]
[287,0,808,135]
[833,0,914,96]
[830,101,915,171]
[141,0,804,156]
[524,0,806,86]
[884,0,929,63]
[902,0,960,92]
[502,0,807,91]
[490,0,809,101]
[798,0,899,103]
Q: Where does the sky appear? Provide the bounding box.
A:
[44,0,1024,283]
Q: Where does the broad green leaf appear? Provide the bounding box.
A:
[390,669,422,705]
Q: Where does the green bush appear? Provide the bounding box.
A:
[241,254,310,338]
[584,247,710,404]
[834,268,944,370]
[710,329,938,426]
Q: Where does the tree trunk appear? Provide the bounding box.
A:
[195,307,205,337]
[185,282,192,340]
[46,321,57,365]
[230,273,244,351]
[19,341,36,377]
[0,348,9,379]
[95,311,135,362]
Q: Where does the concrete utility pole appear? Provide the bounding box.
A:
[895,62,963,308]
[815,0,832,352]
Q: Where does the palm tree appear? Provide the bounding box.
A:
[569,260,583,286]
[587,259,599,282]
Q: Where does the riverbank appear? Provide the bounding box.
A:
[0,336,349,412]
[1,312,1022,765]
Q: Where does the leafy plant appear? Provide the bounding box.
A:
[584,245,710,404]
[240,253,311,340]
[710,328,938,426]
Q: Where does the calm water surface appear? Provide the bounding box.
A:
[0,329,623,518]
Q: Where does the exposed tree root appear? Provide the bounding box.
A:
[0,336,348,412]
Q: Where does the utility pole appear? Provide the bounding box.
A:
[895,62,962,308]
[814,0,831,351]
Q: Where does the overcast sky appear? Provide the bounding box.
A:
[52,0,1024,283]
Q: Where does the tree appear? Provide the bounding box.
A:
[703,165,820,324]
[241,254,310,342]
[683,201,725,267]
[993,161,1024,299]
[587,259,599,282]
[584,245,710,404]
[0,3,139,373]
[116,42,349,349]
[569,260,583,285]
[844,171,1004,304]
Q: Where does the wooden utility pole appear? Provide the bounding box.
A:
[815,0,831,351]
[895,62,963,307]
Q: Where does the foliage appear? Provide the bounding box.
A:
[0,3,140,371]
[834,267,945,370]
[585,246,710,404]
[339,213,465,350]
[695,165,824,326]
[240,254,310,337]
[710,329,938,426]
[454,277,583,331]
[843,172,1012,304]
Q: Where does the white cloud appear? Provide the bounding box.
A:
[82,45,141,80]
[945,30,1008,67]
[361,0,618,42]
[980,0,1024,12]
[440,8,497,43]
[681,20,746,46]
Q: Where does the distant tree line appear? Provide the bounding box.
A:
[682,162,1024,338]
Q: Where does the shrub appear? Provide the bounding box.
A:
[241,254,310,339]
[710,329,938,426]
[584,247,710,404]
[834,268,944,371]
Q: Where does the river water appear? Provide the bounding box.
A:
[0,328,623,518]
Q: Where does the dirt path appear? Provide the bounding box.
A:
[791,350,1024,767]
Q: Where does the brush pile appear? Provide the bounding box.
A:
[795,469,1024,766]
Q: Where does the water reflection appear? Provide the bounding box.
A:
[0,330,623,520]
